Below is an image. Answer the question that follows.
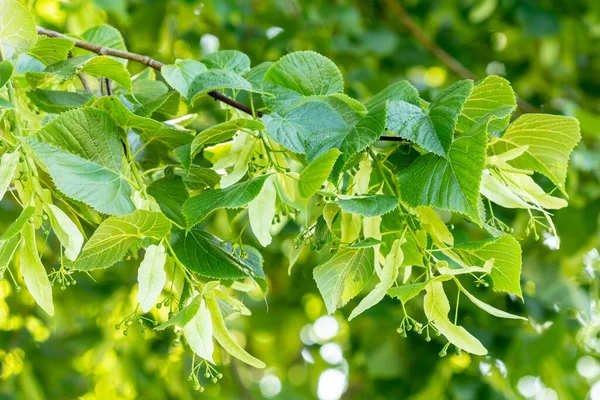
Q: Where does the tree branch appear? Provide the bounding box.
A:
[383,0,539,114]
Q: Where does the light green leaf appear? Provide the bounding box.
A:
[27,108,135,216]
[154,295,201,331]
[349,238,404,320]
[191,119,264,158]
[20,222,54,316]
[170,229,266,290]
[263,51,344,113]
[424,281,487,355]
[335,195,398,217]
[93,96,162,130]
[417,207,454,246]
[313,247,375,314]
[0,235,20,270]
[480,172,530,209]
[74,210,171,271]
[457,75,516,132]
[0,97,14,109]
[347,237,382,249]
[454,235,523,299]
[183,175,270,229]
[137,244,167,313]
[248,176,276,247]
[387,275,452,303]
[44,204,84,261]
[26,89,94,113]
[453,278,527,320]
[183,298,215,363]
[298,148,341,198]
[365,80,420,111]
[162,59,207,98]
[188,70,256,104]
[0,60,13,88]
[493,114,581,190]
[80,56,132,91]
[0,151,20,201]
[27,36,74,65]
[263,100,347,154]
[0,0,37,59]
[205,291,265,368]
[398,117,489,224]
[0,206,35,241]
[202,50,251,74]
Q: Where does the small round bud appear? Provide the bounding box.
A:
[115,324,121,330]
[204,372,210,379]
[217,373,223,379]
[211,377,217,384]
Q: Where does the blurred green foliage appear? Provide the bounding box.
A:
[1,0,600,399]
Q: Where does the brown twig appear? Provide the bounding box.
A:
[105,78,113,96]
[383,0,539,114]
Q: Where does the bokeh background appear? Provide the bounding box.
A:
[1,0,600,399]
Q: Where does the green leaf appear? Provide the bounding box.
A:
[398,117,489,224]
[78,24,128,65]
[137,244,167,313]
[0,151,20,201]
[188,70,256,104]
[423,281,487,355]
[80,56,132,91]
[27,36,74,65]
[298,148,341,198]
[183,175,270,229]
[0,60,13,88]
[20,222,54,316]
[0,0,38,59]
[93,96,162,130]
[74,210,171,271]
[183,297,215,363]
[335,195,398,217]
[147,177,189,227]
[453,235,523,299]
[346,237,382,249]
[26,89,95,113]
[176,166,221,190]
[248,176,277,247]
[387,275,452,303]
[365,80,420,111]
[0,98,14,109]
[305,105,387,176]
[170,229,266,290]
[140,128,194,150]
[263,51,344,113]
[154,295,201,331]
[349,238,404,320]
[263,100,347,154]
[492,114,581,190]
[205,291,265,368]
[191,119,264,158]
[457,76,516,132]
[0,206,35,241]
[27,108,135,216]
[0,235,20,270]
[453,278,527,320]
[417,206,454,246]
[386,80,473,157]
[44,204,84,261]
[202,50,251,74]
[313,247,375,314]
[162,59,208,98]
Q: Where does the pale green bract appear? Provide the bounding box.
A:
[44,203,84,262]
[20,222,54,316]
[0,151,20,201]
[313,247,375,314]
[183,298,215,363]
[298,148,341,198]
[248,176,277,247]
[424,281,487,355]
[137,244,168,313]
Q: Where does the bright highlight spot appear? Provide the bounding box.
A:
[320,343,343,365]
[313,316,339,342]
[200,34,220,54]
[317,369,347,400]
[259,374,282,398]
[266,27,284,39]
